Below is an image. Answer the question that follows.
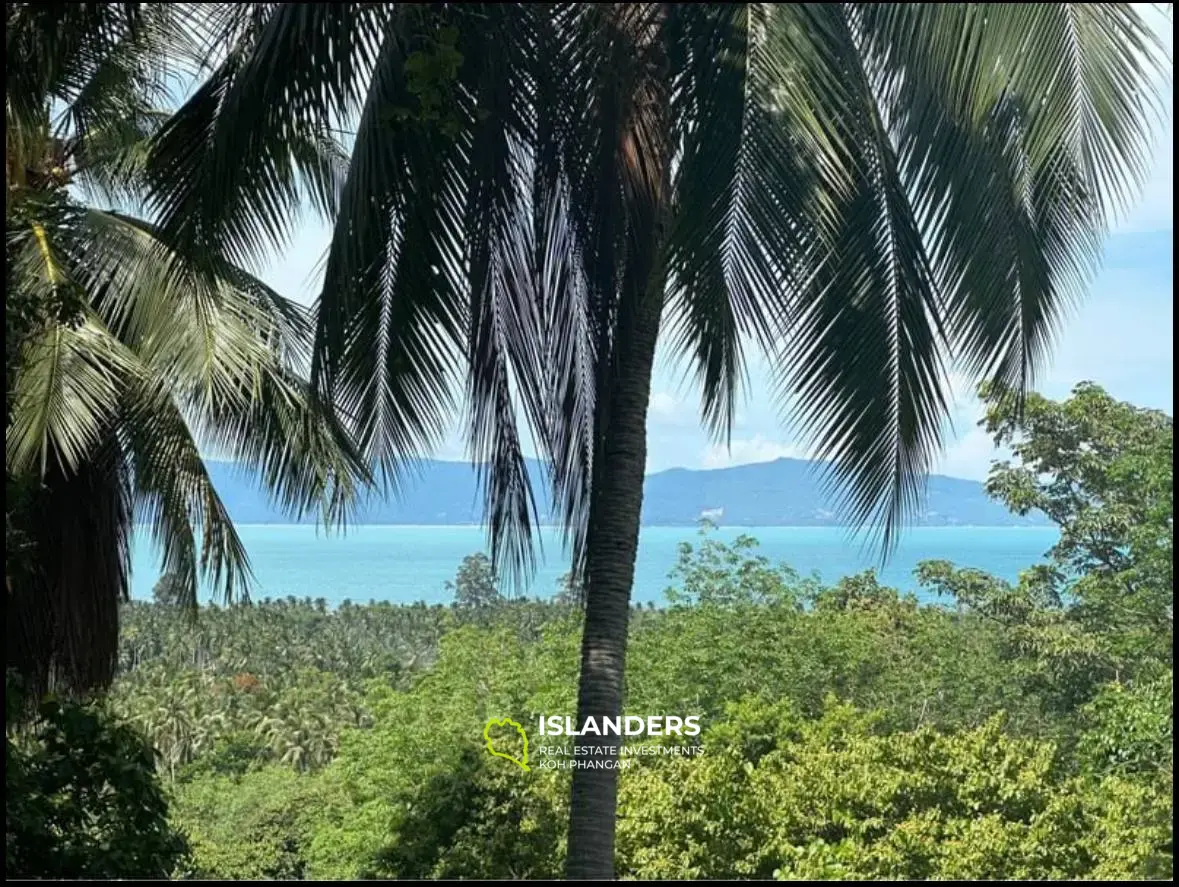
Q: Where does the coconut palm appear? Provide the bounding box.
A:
[5,3,369,698]
[139,3,1165,877]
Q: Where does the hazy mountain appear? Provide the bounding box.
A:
[204,458,1047,527]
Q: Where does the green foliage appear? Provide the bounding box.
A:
[554,570,585,607]
[110,595,571,779]
[446,552,503,608]
[296,620,578,879]
[395,21,466,137]
[617,700,1171,880]
[5,189,86,400]
[172,766,322,880]
[7,2,1169,878]
[105,550,1174,880]
[631,534,1047,735]
[4,183,88,636]
[664,528,809,609]
[1076,674,1174,779]
[5,688,188,879]
[152,571,187,606]
[84,387,1173,880]
[983,382,1173,676]
[911,384,1174,721]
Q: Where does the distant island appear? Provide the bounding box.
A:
[205,457,1049,528]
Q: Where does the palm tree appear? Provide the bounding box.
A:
[139,4,1165,877]
[5,4,369,699]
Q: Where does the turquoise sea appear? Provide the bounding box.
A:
[130,525,1060,607]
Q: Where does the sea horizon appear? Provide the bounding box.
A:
[130,524,1060,607]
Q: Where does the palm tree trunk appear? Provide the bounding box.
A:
[565,16,670,874]
[565,278,663,879]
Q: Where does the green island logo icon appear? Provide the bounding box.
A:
[483,717,530,772]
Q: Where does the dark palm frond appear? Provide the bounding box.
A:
[193,363,370,531]
[54,8,175,144]
[754,3,1164,549]
[135,1,1167,578]
[6,3,144,136]
[532,158,595,574]
[857,2,1164,395]
[144,3,389,271]
[143,3,560,584]
[524,4,598,573]
[532,3,648,576]
[661,4,753,442]
[760,5,949,550]
[286,124,352,224]
[6,2,208,182]
[311,11,467,480]
[68,107,172,206]
[661,3,860,438]
[455,4,549,583]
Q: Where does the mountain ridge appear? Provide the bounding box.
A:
[203,457,1048,527]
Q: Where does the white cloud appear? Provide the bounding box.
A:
[649,390,689,424]
[926,369,999,480]
[934,425,1002,481]
[700,435,808,469]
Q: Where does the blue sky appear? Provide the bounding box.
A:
[258,9,1173,482]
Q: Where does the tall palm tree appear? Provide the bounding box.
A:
[5,3,369,699]
[140,3,1165,877]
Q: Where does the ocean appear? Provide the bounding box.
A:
[129,525,1060,607]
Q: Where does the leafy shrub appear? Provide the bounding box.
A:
[5,692,188,879]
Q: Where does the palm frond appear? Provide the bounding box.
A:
[120,377,252,610]
[67,102,176,208]
[144,3,389,270]
[6,2,209,167]
[858,3,1164,394]
[189,361,371,531]
[6,310,140,478]
[10,198,369,615]
[662,4,753,441]
[661,3,857,441]
[76,209,371,526]
[5,2,372,699]
[761,3,1163,548]
[6,3,144,136]
[311,17,468,477]
[531,3,639,575]
[77,209,307,382]
[457,4,548,583]
[764,6,949,549]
